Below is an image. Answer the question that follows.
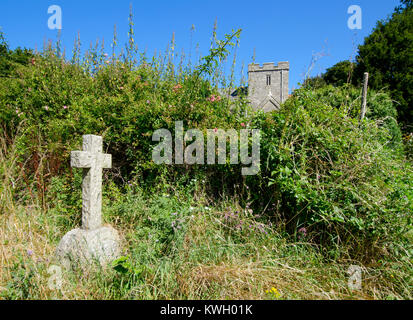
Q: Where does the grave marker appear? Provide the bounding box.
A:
[55,135,121,270]
[71,135,112,230]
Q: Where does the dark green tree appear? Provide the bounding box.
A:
[396,0,412,12]
[0,29,11,75]
[323,60,355,86]
[354,0,413,129]
[302,75,326,89]
[0,30,33,78]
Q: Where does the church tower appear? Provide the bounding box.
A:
[248,61,289,112]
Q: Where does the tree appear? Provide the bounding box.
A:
[302,75,326,89]
[354,0,413,129]
[0,31,33,78]
[396,0,412,12]
[323,60,355,86]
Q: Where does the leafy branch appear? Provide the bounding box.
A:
[189,28,242,100]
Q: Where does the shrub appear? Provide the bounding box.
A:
[251,87,412,259]
[302,84,402,148]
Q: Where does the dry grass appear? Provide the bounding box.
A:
[0,130,410,300]
[0,206,53,298]
[180,261,372,300]
[0,198,410,300]
[173,210,406,300]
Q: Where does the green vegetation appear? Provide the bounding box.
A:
[354,0,413,129]
[0,30,33,79]
[0,5,412,300]
[320,61,355,87]
[315,1,413,131]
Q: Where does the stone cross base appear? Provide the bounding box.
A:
[55,226,121,270]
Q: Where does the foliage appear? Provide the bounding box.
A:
[0,29,411,259]
[323,60,356,87]
[404,133,413,159]
[0,30,33,79]
[307,1,412,131]
[302,84,402,147]
[302,75,326,89]
[353,1,413,129]
[0,33,247,196]
[251,86,411,258]
[1,185,411,300]
[0,14,412,300]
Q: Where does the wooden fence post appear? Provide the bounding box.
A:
[359,72,369,122]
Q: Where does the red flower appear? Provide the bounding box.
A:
[207,94,221,102]
[173,84,182,93]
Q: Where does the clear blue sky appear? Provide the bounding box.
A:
[0,0,401,91]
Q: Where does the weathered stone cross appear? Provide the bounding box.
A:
[71,135,111,230]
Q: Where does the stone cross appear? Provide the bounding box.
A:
[71,135,111,230]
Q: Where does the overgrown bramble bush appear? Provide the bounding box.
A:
[0,29,246,204]
[251,87,412,259]
[301,84,402,147]
[404,133,413,159]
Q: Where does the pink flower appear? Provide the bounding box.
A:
[241,123,245,127]
[119,86,124,90]
[208,94,221,102]
[103,53,108,57]
[214,128,218,132]
[105,60,110,64]
[44,106,49,111]
[298,227,307,238]
[173,84,182,92]
[63,105,68,109]
[146,100,150,104]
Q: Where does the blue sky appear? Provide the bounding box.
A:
[0,0,401,91]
